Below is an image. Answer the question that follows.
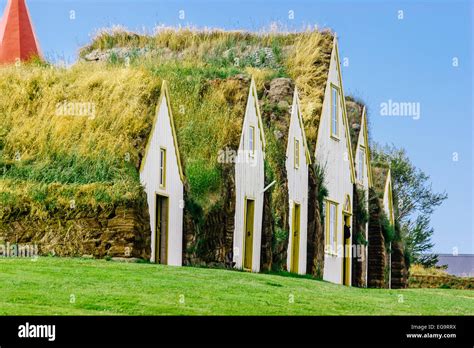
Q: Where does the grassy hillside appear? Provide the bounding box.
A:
[81,27,334,145]
[0,28,333,218]
[0,63,160,219]
[0,257,472,315]
[0,29,336,274]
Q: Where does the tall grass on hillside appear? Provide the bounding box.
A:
[410,264,448,277]
[285,31,333,145]
[148,62,249,211]
[0,63,160,217]
[0,63,160,165]
[1,27,336,219]
[81,26,334,149]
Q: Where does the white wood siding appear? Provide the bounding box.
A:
[285,91,309,275]
[140,93,184,266]
[315,39,354,285]
[233,81,265,272]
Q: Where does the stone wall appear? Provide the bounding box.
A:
[261,188,275,272]
[0,205,151,259]
[367,188,387,288]
[390,240,408,289]
[182,164,236,267]
[409,274,474,290]
[351,185,367,287]
[306,165,325,279]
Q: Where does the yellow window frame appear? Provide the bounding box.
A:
[325,199,338,255]
[294,138,300,169]
[330,84,340,139]
[358,145,365,183]
[159,147,167,188]
[249,125,255,156]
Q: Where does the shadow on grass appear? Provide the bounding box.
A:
[263,270,319,281]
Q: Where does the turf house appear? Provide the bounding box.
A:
[311,37,356,285]
[284,87,311,275]
[0,25,405,286]
[140,81,185,266]
[231,77,266,272]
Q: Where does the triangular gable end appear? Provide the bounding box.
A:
[241,77,266,151]
[333,36,356,184]
[291,87,312,165]
[140,80,185,183]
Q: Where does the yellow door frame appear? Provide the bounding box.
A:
[290,202,301,273]
[242,197,255,271]
[342,212,351,286]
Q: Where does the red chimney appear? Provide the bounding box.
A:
[0,0,41,64]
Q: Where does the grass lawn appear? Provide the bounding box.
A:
[0,257,472,316]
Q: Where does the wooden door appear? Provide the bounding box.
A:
[291,203,301,273]
[342,214,351,285]
[155,195,169,264]
[243,199,254,270]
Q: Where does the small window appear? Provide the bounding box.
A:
[344,195,351,213]
[294,138,300,169]
[359,148,365,182]
[249,125,255,155]
[331,85,339,138]
[159,148,166,188]
[326,201,337,253]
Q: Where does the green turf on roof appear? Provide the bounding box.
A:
[1,28,335,217]
[81,27,335,149]
[0,63,160,217]
[345,96,365,157]
[371,164,390,197]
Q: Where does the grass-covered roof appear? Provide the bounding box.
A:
[80,27,334,146]
[0,27,335,218]
[371,164,390,197]
[0,63,161,219]
[346,95,374,188]
[346,96,364,156]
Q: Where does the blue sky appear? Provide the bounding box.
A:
[2,0,472,253]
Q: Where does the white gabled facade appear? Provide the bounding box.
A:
[354,106,373,286]
[233,78,266,272]
[285,88,310,275]
[314,37,356,285]
[140,81,184,266]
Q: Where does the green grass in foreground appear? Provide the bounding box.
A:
[0,257,472,315]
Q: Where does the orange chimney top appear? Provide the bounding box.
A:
[0,0,41,64]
